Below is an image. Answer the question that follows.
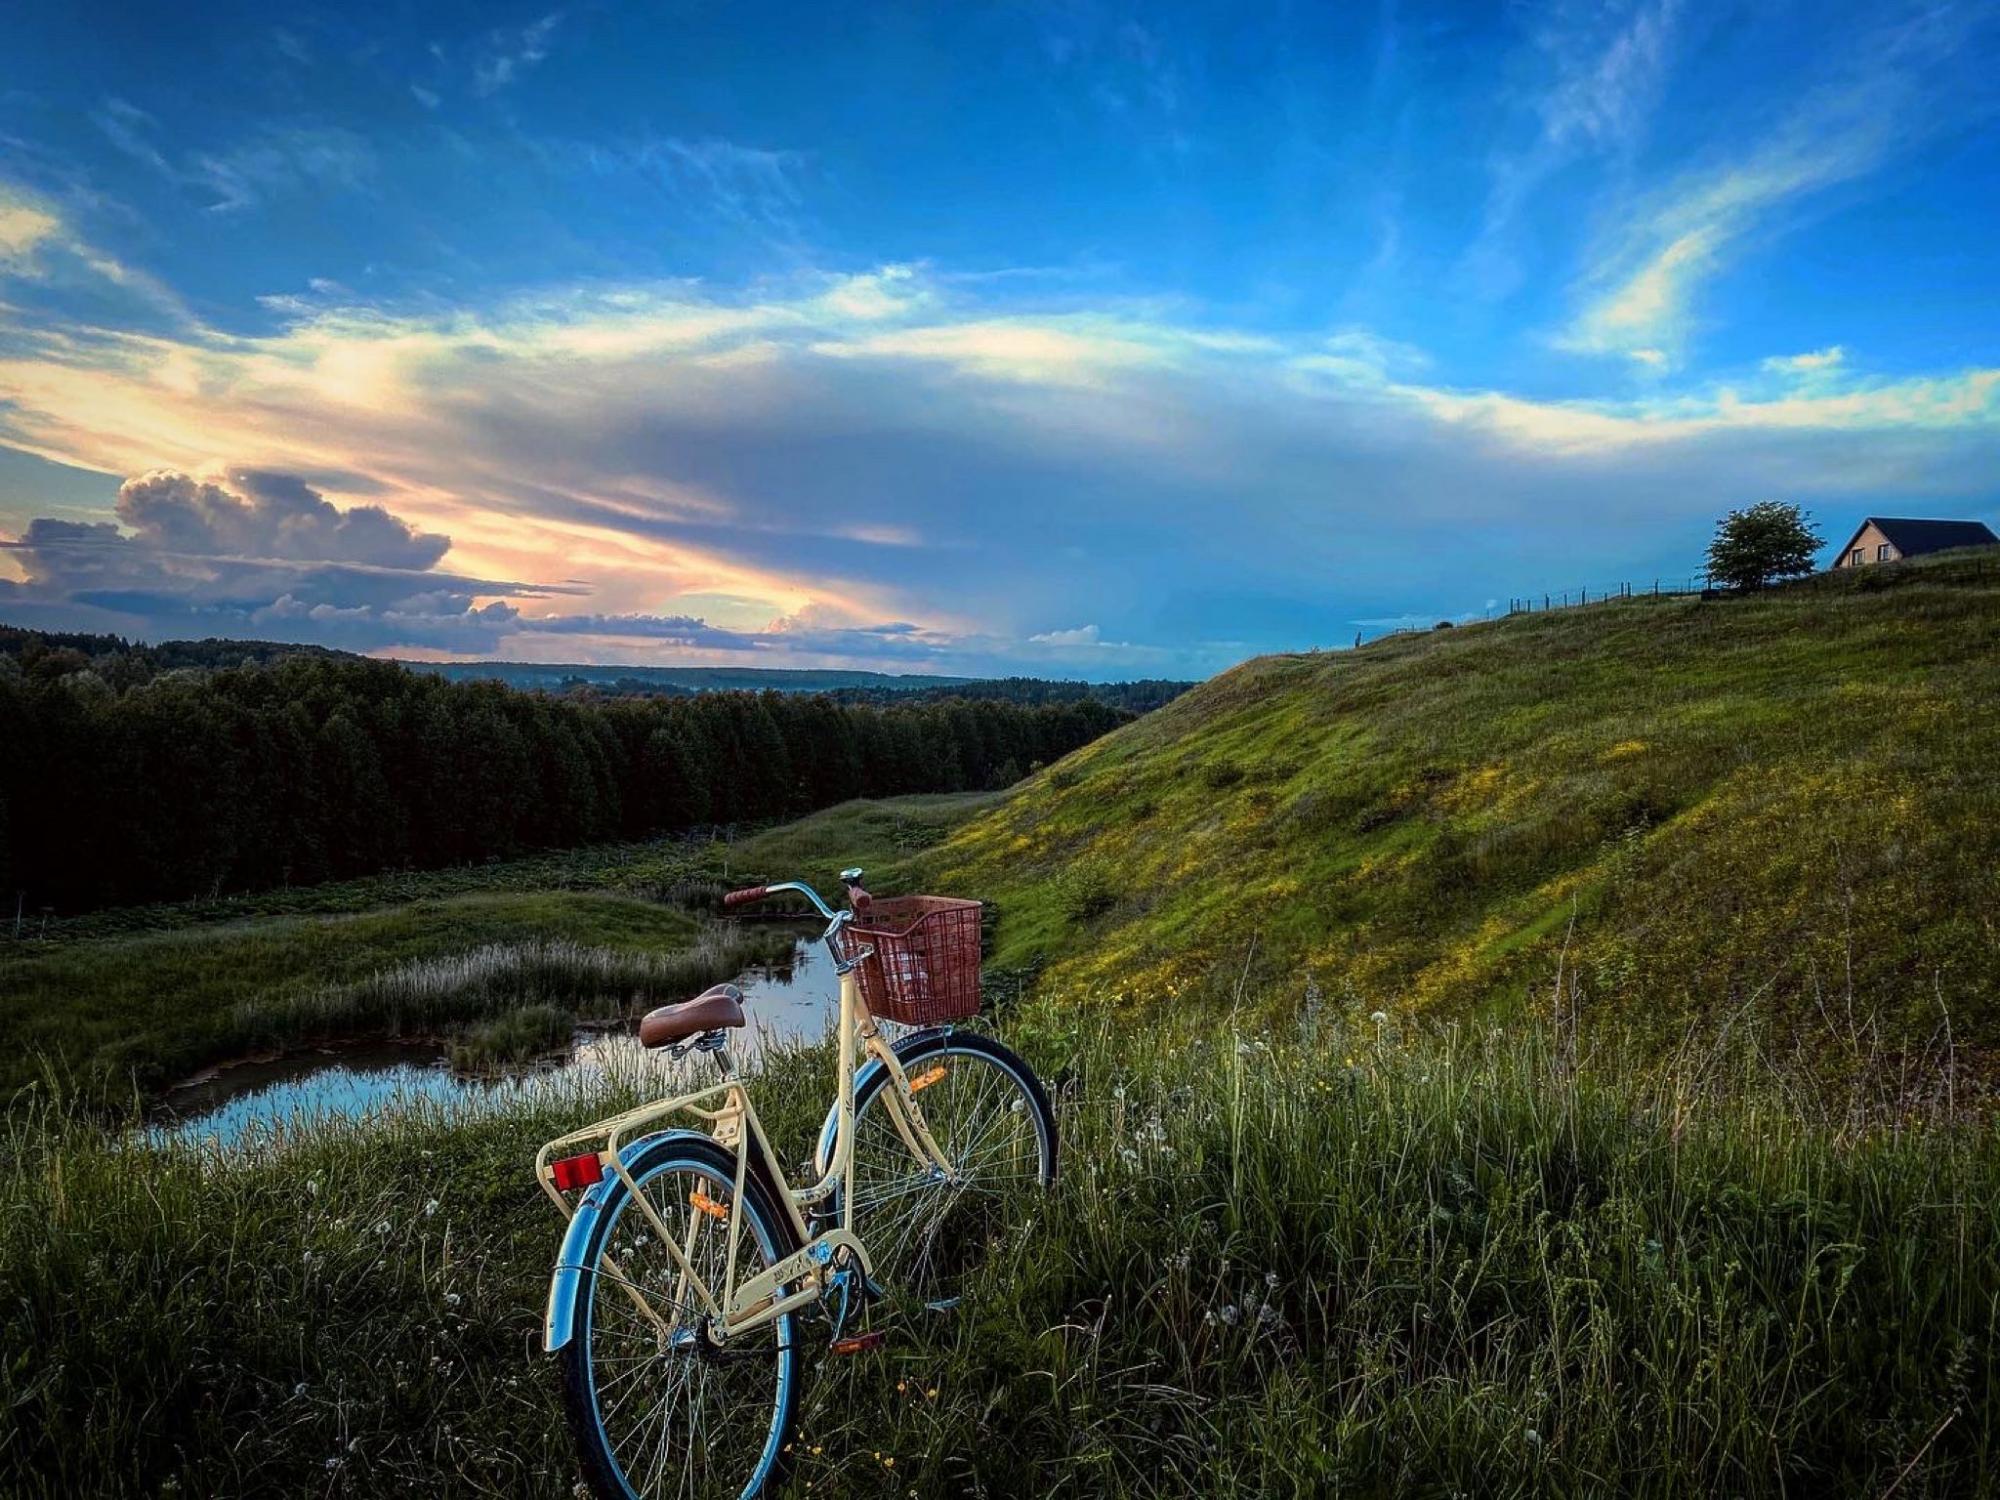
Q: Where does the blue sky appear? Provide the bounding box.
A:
[2,0,1997,676]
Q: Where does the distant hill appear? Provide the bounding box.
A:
[0,629,1190,709]
[916,550,2000,1073]
[410,660,979,694]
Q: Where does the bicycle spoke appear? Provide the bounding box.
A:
[846,1044,1051,1305]
[574,1158,795,1500]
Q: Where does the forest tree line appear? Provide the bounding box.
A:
[0,642,1129,913]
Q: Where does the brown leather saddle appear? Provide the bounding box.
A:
[637,983,745,1049]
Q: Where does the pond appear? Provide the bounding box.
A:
[148,935,840,1148]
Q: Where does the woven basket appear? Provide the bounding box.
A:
[839,895,982,1026]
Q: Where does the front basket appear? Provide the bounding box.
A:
[840,895,982,1026]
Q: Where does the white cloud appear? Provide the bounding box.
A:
[1029,624,1101,646]
[0,191,61,268]
[1763,346,1846,375]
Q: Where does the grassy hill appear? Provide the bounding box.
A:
[912,552,2000,1074]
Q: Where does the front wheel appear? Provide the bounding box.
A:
[558,1136,801,1500]
[839,1030,1058,1308]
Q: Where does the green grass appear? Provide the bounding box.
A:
[17,837,722,945]
[5,1010,1997,1497]
[912,552,2000,1072]
[722,791,1007,897]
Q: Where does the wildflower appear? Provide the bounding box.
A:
[305,1179,320,1197]
[424,1198,440,1217]
[375,1218,392,1236]
[1220,1304,1241,1326]
[925,1388,938,1400]
[1525,1429,1542,1449]
[293,1382,309,1398]
[445,1292,462,1307]
[1371,1010,1388,1025]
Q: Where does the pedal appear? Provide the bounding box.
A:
[828,1330,885,1357]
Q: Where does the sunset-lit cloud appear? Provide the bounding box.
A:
[3,253,1998,666]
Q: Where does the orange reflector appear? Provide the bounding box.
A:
[829,1330,885,1357]
[909,1065,949,1094]
[550,1153,604,1192]
[689,1190,728,1221]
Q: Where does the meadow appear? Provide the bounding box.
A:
[919,551,2000,1080]
[5,1009,1997,1497]
[7,560,2000,1495]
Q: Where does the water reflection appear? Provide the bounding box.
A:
[150,935,839,1148]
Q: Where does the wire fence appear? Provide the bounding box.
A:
[1504,574,1713,614]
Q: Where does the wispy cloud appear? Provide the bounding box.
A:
[0,180,188,321]
[474,11,566,95]
[1463,0,1685,298]
[1560,5,1992,362]
[94,100,375,214]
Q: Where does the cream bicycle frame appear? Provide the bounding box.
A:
[536,951,959,1345]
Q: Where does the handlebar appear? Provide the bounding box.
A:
[721,878,845,922]
[720,873,873,973]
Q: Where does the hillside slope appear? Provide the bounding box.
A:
[920,552,2000,1065]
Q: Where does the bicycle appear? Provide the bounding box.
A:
[534,869,1059,1499]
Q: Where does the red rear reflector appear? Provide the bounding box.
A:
[551,1153,604,1191]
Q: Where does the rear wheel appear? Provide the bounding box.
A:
[559,1137,801,1500]
[841,1031,1057,1308]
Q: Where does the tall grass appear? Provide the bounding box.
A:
[4,1005,1995,1496]
[447,1005,578,1072]
[234,925,798,1054]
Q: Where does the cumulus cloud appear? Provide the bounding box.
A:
[116,468,449,570]
[1,468,563,652]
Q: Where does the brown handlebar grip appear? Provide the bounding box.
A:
[722,885,769,907]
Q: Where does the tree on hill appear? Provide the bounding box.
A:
[1706,502,1825,590]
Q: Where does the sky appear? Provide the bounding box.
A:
[1,0,1997,678]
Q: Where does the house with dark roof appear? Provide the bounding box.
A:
[1830,516,2000,570]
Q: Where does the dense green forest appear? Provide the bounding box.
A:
[0,637,1126,913]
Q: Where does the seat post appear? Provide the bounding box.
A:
[691,1029,736,1078]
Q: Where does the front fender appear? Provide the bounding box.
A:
[543,1130,689,1352]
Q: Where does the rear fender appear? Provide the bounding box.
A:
[543,1130,699,1352]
